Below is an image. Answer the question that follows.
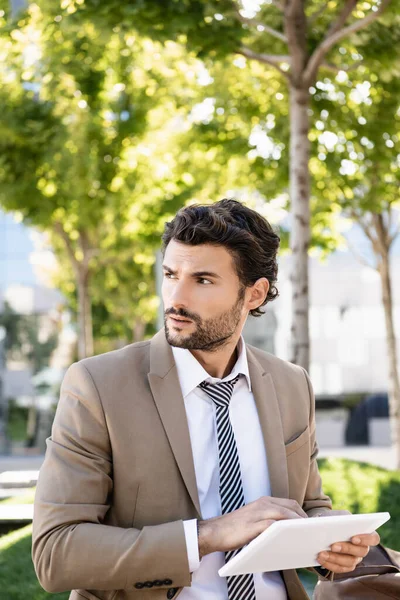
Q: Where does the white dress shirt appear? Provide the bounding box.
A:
[172,337,287,599]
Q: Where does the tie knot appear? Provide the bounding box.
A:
[199,374,240,408]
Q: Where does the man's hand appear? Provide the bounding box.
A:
[317,532,380,574]
[198,496,307,558]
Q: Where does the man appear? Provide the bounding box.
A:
[32,199,379,600]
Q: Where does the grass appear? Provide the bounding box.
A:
[0,488,36,505]
[7,403,29,442]
[0,458,398,599]
[0,524,69,600]
[318,458,400,550]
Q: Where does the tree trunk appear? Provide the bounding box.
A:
[289,83,311,370]
[132,318,146,343]
[26,398,37,447]
[378,251,400,469]
[77,267,93,360]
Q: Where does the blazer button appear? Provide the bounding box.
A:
[163,579,173,585]
[144,581,153,588]
[167,588,178,599]
[134,582,144,589]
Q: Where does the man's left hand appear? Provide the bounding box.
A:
[317,532,380,573]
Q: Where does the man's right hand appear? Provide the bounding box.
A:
[198,496,307,558]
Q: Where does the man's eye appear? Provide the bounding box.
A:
[198,278,212,284]
[164,272,175,279]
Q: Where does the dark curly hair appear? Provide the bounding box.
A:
[161,199,280,317]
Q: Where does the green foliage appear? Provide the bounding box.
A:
[46,0,245,59]
[0,488,36,505]
[0,302,22,354]
[319,458,400,551]
[0,302,59,374]
[1,0,399,352]
[6,401,29,443]
[0,524,69,600]
[0,3,215,349]
[310,70,400,213]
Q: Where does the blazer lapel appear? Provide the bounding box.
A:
[147,330,202,518]
[247,348,289,500]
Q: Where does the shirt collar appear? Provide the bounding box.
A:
[172,336,252,399]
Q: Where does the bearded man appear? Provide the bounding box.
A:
[32,199,379,600]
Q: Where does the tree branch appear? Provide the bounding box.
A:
[284,0,308,79]
[386,206,400,247]
[389,228,400,247]
[270,0,284,11]
[349,209,377,246]
[304,0,392,85]
[53,222,80,274]
[346,238,375,269]
[321,59,363,73]
[234,9,287,43]
[308,1,330,26]
[326,0,358,39]
[237,46,290,78]
[97,248,135,267]
[285,0,304,11]
[372,212,389,255]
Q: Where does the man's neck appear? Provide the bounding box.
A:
[190,338,240,379]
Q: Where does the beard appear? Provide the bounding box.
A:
[164,286,246,352]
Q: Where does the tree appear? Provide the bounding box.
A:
[175,27,400,463]
[314,70,400,465]
[0,2,206,357]
[72,0,398,370]
[353,210,400,468]
[0,301,60,450]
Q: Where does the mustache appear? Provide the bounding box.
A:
[165,308,200,323]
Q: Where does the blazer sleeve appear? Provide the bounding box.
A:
[32,361,191,593]
[300,367,333,517]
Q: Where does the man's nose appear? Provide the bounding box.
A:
[168,280,191,308]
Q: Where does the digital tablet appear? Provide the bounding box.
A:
[218,512,390,576]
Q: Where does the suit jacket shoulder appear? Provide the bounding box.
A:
[246,342,305,379]
[78,339,151,380]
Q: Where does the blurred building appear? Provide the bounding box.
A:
[273,250,400,397]
[251,238,400,449]
[0,209,76,453]
[2,209,399,451]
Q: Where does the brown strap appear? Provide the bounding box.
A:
[331,545,400,581]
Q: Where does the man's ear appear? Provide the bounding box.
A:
[247,278,269,311]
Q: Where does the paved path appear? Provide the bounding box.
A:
[0,470,39,487]
[318,446,397,471]
[0,456,44,473]
[0,504,33,522]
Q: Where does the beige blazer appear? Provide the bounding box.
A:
[32,329,332,600]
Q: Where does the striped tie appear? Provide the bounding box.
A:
[200,375,256,600]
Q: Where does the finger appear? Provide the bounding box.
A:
[260,506,304,521]
[316,510,350,517]
[270,497,308,519]
[254,497,305,521]
[352,531,380,546]
[318,552,362,570]
[318,559,359,574]
[330,541,370,558]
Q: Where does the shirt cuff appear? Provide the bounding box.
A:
[183,519,201,573]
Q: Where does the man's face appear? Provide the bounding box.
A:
[162,240,247,351]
